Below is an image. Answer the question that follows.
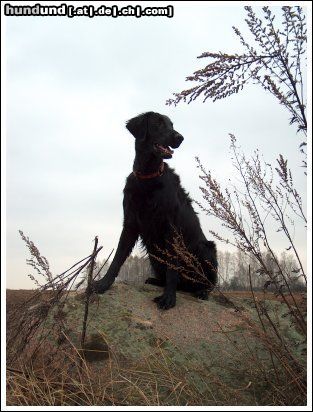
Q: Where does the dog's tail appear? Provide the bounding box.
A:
[201,240,218,291]
[145,277,165,287]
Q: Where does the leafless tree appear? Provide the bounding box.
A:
[166,5,307,333]
[167,6,307,162]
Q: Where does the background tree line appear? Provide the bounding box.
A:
[93,250,305,292]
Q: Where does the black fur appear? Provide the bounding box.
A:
[92,112,218,309]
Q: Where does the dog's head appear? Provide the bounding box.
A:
[126,112,184,159]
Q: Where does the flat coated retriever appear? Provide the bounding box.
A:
[92,112,218,309]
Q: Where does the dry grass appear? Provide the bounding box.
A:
[221,291,307,311]
[6,336,242,406]
[6,287,307,407]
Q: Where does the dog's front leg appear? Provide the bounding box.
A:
[91,225,138,294]
[154,269,178,310]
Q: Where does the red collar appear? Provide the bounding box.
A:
[133,162,164,180]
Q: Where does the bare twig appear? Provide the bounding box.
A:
[80,237,99,353]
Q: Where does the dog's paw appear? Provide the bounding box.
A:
[194,289,209,300]
[89,279,111,295]
[145,277,158,285]
[153,293,176,310]
[145,277,165,287]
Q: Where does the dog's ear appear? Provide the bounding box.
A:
[126,112,151,140]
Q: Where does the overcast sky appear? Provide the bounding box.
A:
[4,2,308,289]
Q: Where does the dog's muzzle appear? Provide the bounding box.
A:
[170,133,184,149]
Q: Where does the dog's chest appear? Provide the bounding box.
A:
[136,190,168,218]
[131,185,175,232]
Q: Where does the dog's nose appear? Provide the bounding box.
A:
[171,133,184,148]
[177,133,184,143]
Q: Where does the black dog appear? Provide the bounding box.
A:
[92,112,217,309]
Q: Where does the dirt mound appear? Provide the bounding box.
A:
[7,284,306,406]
